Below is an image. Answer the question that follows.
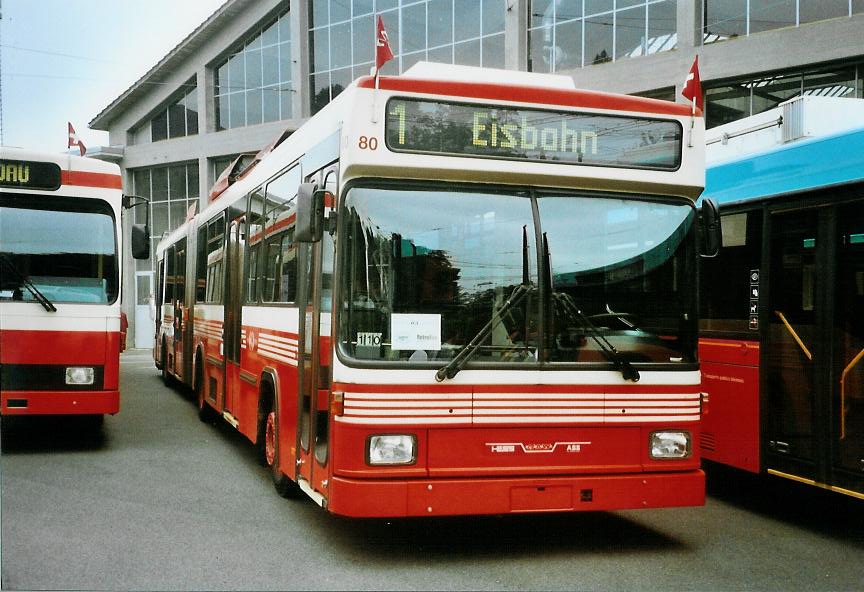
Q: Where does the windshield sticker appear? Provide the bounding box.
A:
[391,314,441,351]
[356,332,382,347]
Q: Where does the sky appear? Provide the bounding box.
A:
[1,0,227,154]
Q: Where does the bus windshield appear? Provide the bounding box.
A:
[0,196,118,304]
[339,185,696,367]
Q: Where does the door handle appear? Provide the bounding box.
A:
[840,347,864,440]
[774,311,812,361]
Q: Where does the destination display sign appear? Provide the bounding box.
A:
[0,159,62,191]
[385,98,682,170]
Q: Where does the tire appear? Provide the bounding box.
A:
[255,394,271,467]
[195,357,214,423]
[265,403,301,498]
[161,340,173,387]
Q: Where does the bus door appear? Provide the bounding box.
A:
[766,202,864,493]
[296,182,334,494]
[223,218,244,421]
[765,209,819,478]
[296,238,321,490]
[833,201,864,492]
[172,243,187,378]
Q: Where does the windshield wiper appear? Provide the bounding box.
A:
[0,254,57,312]
[435,282,534,382]
[435,225,533,382]
[552,291,639,382]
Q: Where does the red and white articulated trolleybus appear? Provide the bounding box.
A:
[0,147,148,423]
[700,97,864,499]
[155,63,718,517]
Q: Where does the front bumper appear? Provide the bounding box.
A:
[326,469,705,517]
[1,390,119,415]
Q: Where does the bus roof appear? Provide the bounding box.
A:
[0,146,122,191]
[704,125,864,207]
[359,62,697,118]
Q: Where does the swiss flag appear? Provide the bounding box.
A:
[375,15,394,73]
[681,56,703,114]
[68,122,86,156]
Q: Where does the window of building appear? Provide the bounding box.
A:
[148,83,198,142]
[529,0,677,73]
[633,86,676,102]
[131,163,200,270]
[705,64,861,129]
[309,0,506,114]
[215,10,293,130]
[705,0,857,43]
[210,155,241,188]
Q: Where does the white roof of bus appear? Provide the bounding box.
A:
[401,62,577,90]
[0,146,121,176]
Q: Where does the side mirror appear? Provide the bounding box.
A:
[296,182,326,243]
[131,224,150,260]
[699,198,721,258]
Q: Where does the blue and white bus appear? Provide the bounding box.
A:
[699,96,864,499]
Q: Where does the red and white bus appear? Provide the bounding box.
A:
[155,63,717,517]
[700,97,864,499]
[1,148,148,424]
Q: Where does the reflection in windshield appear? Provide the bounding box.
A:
[539,196,696,363]
[339,186,696,367]
[0,196,118,304]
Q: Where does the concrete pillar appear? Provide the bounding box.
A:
[505,0,528,71]
[677,0,703,50]
[197,66,214,208]
[290,0,310,119]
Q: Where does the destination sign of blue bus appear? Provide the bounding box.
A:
[385,98,683,171]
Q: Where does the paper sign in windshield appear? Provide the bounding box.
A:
[390,314,441,351]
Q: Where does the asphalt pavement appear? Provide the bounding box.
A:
[1,349,863,591]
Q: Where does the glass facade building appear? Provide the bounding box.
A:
[131,164,200,267]
[308,0,506,112]
[88,0,864,347]
[215,9,293,130]
[704,0,864,42]
[529,0,678,72]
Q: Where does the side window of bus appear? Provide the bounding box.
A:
[156,258,165,314]
[279,229,298,302]
[246,188,265,303]
[321,166,338,313]
[165,246,175,303]
[195,226,207,302]
[262,235,282,302]
[175,240,186,306]
[261,165,301,304]
[700,209,763,335]
[205,215,225,304]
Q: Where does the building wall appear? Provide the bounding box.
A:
[93,0,864,348]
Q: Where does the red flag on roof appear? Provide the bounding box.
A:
[681,56,703,114]
[67,122,86,156]
[375,15,394,74]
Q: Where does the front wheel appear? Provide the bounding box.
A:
[265,408,301,498]
[195,359,215,423]
[160,340,174,387]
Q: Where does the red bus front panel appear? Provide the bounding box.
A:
[327,378,704,517]
[1,328,121,415]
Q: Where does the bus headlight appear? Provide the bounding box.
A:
[367,435,416,465]
[65,367,95,385]
[649,431,691,459]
